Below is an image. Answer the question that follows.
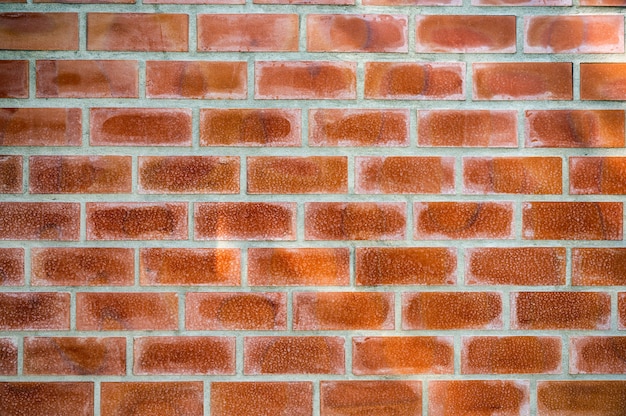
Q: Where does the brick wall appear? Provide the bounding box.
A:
[0,0,625,414]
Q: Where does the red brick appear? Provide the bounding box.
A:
[365,62,465,99]
[466,247,566,286]
[321,381,421,416]
[87,202,187,240]
[523,202,622,240]
[294,292,394,330]
[29,156,132,194]
[200,108,300,146]
[76,292,178,331]
[140,248,240,286]
[198,14,298,51]
[307,14,407,52]
[537,381,626,415]
[0,155,21,193]
[309,108,409,146]
[0,202,79,240]
[101,382,203,416]
[248,248,350,286]
[464,157,562,194]
[306,202,406,240]
[0,292,69,330]
[473,62,572,100]
[462,336,561,374]
[245,336,344,374]
[571,337,626,374]
[256,61,356,99]
[195,202,296,240]
[0,248,23,286]
[0,382,93,416]
[146,0,242,3]
[0,60,27,98]
[525,110,625,148]
[146,61,246,99]
[36,0,133,3]
[24,337,125,375]
[32,247,133,286]
[256,0,352,4]
[581,0,626,4]
[525,15,624,53]
[0,338,16,375]
[87,13,188,52]
[582,63,626,100]
[365,0,459,4]
[474,0,570,5]
[357,156,454,194]
[356,247,456,286]
[0,108,81,146]
[90,108,192,146]
[352,336,453,375]
[573,248,626,286]
[248,156,347,194]
[571,157,626,195]
[36,60,138,98]
[134,336,235,375]
[186,292,286,330]
[418,110,517,147]
[416,15,516,53]
[211,382,312,416]
[429,380,529,416]
[620,293,626,329]
[403,292,502,330]
[512,292,610,330]
[0,13,78,50]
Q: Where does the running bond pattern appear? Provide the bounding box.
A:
[0,1,626,414]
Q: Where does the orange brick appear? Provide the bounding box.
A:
[352,336,453,375]
[0,383,93,416]
[0,292,69,330]
[0,13,78,50]
[146,61,246,99]
[29,156,132,194]
[248,248,350,286]
[0,60,27,98]
[538,381,626,415]
[321,381,422,416]
[356,156,454,194]
[146,0,242,3]
[365,62,465,99]
[87,13,188,51]
[403,292,502,330]
[307,14,407,52]
[0,338,16,375]
[0,155,21,193]
[462,336,561,374]
[620,293,626,329]
[198,14,298,51]
[309,108,409,146]
[306,202,406,240]
[101,382,203,416]
[474,0,570,5]
[76,292,178,331]
[36,60,138,98]
[255,61,356,99]
[473,62,572,100]
[570,157,626,194]
[466,247,566,286]
[294,292,394,330]
[429,380,530,416]
[248,156,347,194]
[36,0,133,2]
[134,336,235,375]
[0,202,80,240]
[200,108,300,146]
[581,63,626,100]
[32,247,134,286]
[525,15,624,53]
[512,292,610,330]
[0,248,23,286]
[581,0,626,4]
[0,108,81,146]
[416,15,516,53]
[523,202,622,240]
[365,0,459,4]
[24,337,125,375]
[573,248,626,286]
[244,336,344,374]
[256,0,352,4]
[571,336,626,374]
[526,109,625,148]
[211,382,312,416]
[356,247,456,286]
[418,110,517,147]
[140,248,240,286]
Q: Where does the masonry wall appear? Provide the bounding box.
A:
[1,0,626,414]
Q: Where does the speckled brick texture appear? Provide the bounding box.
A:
[1,0,625,414]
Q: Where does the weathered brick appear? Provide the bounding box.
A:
[619,293,626,329]
[0,202,80,240]
[255,0,353,4]
[0,338,17,375]
[429,380,529,416]
[474,0,571,5]
[0,248,23,286]
[581,63,626,100]
[211,382,312,416]
[573,248,626,286]
[0,13,78,50]
[101,382,203,416]
[537,381,626,415]
[0,155,21,193]
[570,336,626,374]
[0,60,27,98]
[321,381,422,416]
[0,383,93,416]
[570,157,626,195]
[365,0,459,4]
[0,108,81,146]
[0,292,70,330]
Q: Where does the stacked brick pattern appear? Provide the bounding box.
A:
[1,0,626,414]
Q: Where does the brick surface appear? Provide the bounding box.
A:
[0,248,23,286]
[581,63,626,100]
[101,382,203,416]
[321,381,422,416]
[0,155,22,193]
[0,202,80,240]
[0,382,94,416]
[0,60,28,98]
[0,13,78,50]
[572,248,626,286]
[211,382,312,416]
[537,381,626,415]
[0,108,82,146]
[570,336,626,374]
[0,292,70,330]
[0,338,17,375]
[570,157,626,195]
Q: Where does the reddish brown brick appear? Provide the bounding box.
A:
[571,336,626,374]
[581,63,626,100]
[101,382,203,416]
[573,248,626,286]
[570,157,626,195]
[365,0,459,4]
[0,202,80,240]
[619,293,626,329]
[0,248,23,286]
[0,13,78,50]
[146,0,242,3]
[475,0,570,4]
[523,202,622,240]
[211,382,312,416]
[29,156,132,194]
[0,292,69,330]
[538,381,626,415]
[24,337,125,375]
[356,247,456,286]
[0,338,17,375]
[76,292,178,331]
[0,383,93,416]
[36,0,134,3]
[321,381,421,416]
[0,60,27,98]
[0,108,81,146]
[429,380,529,416]
[32,247,133,286]
[0,155,21,193]
[257,0,352,3]
[581,0,626,4]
